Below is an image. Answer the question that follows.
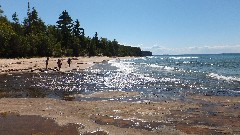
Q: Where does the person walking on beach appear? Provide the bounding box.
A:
[57,59,62,71]
[67,58,71,67]
[45,57,49,69]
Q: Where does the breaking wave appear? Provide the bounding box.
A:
[208,73,240,82]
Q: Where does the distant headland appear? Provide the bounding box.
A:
[141,51,152,56]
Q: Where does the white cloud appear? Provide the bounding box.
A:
[146,44,240,55]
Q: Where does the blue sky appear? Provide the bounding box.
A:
[1,0,240,54]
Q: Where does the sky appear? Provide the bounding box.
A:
[1,0,240,55]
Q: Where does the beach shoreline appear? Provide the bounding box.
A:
[0,56,133,74]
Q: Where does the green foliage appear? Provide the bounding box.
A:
[0,17,17,57]
[11,12,23,35]
[52,42,62,57]
[73,19,81,37]
[12,12,19,24]
[57,10,73,50]
[0,3,147,58]
[23,6,46,35]
[0,5,4,17]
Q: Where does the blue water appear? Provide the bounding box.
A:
[31,54,240,100]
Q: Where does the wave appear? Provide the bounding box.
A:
[146,56,156,59]
[159,77,180,82]
[148,64,175,71]
[208,73,240,82]
[105,59,157,89]
[164,66,175,71]
[149,64,163,68]
[183,61,191,64]
[109,60,135,74]
[169,56,198,60]
[228,89,240,93]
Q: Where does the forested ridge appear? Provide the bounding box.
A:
[0,3,146,58]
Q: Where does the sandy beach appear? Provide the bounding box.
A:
[0,57,239,135]
[0,56,130,74]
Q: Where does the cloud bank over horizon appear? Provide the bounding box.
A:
[142,44,240,55]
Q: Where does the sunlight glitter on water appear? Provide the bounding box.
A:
[2,54,239,100]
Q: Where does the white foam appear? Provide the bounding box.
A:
[140,63,147,65]
[146,56,156,59]
[149,64,163,68]
[163,66,175,71]
[109,60,135,73]
[228,90,240,93]
[148,64,175,71]
[105,60,157,88]
[137,74,156,82]
[183,61,190,64]
[169,56,198,60]
[137,57,147,60]
[159,77,180,82]
[208,73,240,82]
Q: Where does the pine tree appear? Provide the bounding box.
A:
[0,5,4,17]
[56,10,73,51]
[23,3,46,35]
[12,12,19,24]
[73,19,81,37]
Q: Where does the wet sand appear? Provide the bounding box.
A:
[0,93,239,135]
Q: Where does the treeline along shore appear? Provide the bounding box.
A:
[0,3,152,58]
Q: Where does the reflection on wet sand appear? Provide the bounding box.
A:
[83,131,109,135]
[90,114,166,131]
[90,99,240,134]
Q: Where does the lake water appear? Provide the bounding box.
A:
[1,54,240,101]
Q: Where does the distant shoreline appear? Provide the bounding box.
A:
[154,53,240,56]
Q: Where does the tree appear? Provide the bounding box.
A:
[11,12,23,36]
[12,12,19,24]
[0,5,7,22]
[94,32,99,47]
[56,10,73,50]
[0,5,4,17]
[0,17,17,57]
[112,39,119,56]
[7,34,22,57]
[73,19,81,37]
[23,6,46,35]
[21,3,47,57]
[72,36,80,56]
[0,3,146,58]
[31,7,46,33]
[107,40,114,56]
[86,36,95,57]
[46,25,61,57]
[72,19,82,56]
